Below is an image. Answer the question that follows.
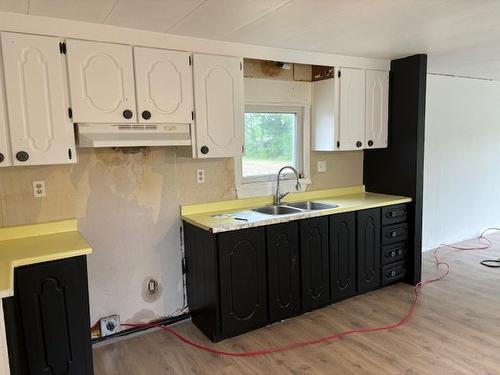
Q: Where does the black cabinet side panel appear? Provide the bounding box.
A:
[183,222,220,341]
[3,297,27,375]
[14,256,93,375]
[218,227,268,336]
[363,54,427,285]
[329,212,357,302]
[267,221,301,321]
[300,216,330,311]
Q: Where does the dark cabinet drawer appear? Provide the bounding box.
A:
[382,242,408,265]
[382,261,407,285]
[382,204,408,225]
[382,223,408,245]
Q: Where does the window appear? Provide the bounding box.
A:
[241,105,304,184]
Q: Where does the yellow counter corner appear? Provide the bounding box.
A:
[0,219,92,298]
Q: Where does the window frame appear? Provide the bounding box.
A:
[235,103,311,198]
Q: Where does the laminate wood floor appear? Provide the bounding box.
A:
[93,233,500,374]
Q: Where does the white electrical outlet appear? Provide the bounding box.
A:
[197,169,205,183]
[100,314,120,337]
[32,181,46,197]
[317,160,327,173]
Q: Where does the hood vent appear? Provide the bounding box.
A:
[76,123,191,148]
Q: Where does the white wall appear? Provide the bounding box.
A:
[423,74,500,250]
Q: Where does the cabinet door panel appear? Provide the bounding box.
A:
[218,228,267,336]
[267,222,301,321]
[0,52,11,167]
[66,39,136,123]
[300,217,330,311]
[338,67,365,151]
[330,213,357,301]
[365,70,389,149]
[1,32,76,166]
[193,54,244,158]
[357,208,381,292]
[134,47,193,124]
[14,256,93,375]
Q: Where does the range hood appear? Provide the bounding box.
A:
[76,123,192,148]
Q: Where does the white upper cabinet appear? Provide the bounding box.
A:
[365,69,389,149]
[337,67,366,151]
[1,32,76,166]
[134,47,193,124]
[192,54,244,158]
[312,66,388,152]
[66,39,136,123]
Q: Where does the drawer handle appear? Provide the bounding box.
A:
[388,230,405,238]
[388,210,405,218]
[390,270,397,277]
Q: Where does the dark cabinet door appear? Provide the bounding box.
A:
[357,208,381,292]
[218,227,268,336]
[14,256,93,375]
[300,217,330,311]
[267,222,301,321]
[330,213,357,302]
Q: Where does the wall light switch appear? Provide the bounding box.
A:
[317,160,327,173]
[197,169,205,183]
[33,180,46,197]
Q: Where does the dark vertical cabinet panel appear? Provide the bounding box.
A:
[330,213,357,302]
[357,208,381,293]
[183,222,219,341]
[14,256,93,375]
[363,54,427,285]
[218,227,268,336]
[300,217,330,311]
[267,222,301,321]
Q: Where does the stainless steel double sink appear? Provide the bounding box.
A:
[252,201,338,216]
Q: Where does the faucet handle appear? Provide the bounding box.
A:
[295,181,302,191]
[279,192,290,200]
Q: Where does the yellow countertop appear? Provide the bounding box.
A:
[181,186,412,233]
[0,219,92,298]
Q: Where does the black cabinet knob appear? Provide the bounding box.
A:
[390,251,396,257]
[200,146,209,154]
[368,140,374,147]
[142,110,151,120]
[16,151,29,162]
[390,270,397,277]
[356,141,362,148]
[0,153,4,163]
[397,249,403,256]
[123,109,133,119]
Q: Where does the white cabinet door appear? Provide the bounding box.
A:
[134,47,193,124]
[193,54,244,158]
[337,67,365,151]
[1,32,76,166]
[0,53,11,167]
[365,70,389,149]
[66,39,136,123]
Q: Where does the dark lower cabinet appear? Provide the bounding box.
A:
[3,256,93,375]
[300,217,330,311]
[357,208,381,293]
[330,212,357,302]
[183,203,409,342]
[267,222,301,321]
[218,227,268,336]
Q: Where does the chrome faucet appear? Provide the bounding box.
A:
[274,166,301,205]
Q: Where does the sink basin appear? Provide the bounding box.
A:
[252,205,302,216]
[285,201,338,211]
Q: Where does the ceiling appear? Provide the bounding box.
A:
[1,0,500,80]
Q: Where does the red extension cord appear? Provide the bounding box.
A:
[120,229,499,357]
